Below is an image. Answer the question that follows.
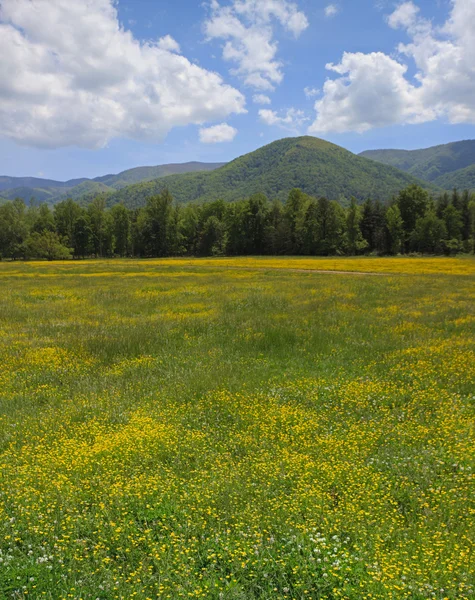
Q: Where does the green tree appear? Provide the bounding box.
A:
[73,214,92,258]
[32,203,55,234]
[284,189,310,254]
[397,185,429,250]
[54,199,82,247]
[88,197,108,257]
[325,201,346,255]
[443,203,463,240]
[142,190,174,257]
[468,198,475,253]
[412,209,446,254]
[0,199,29,259]
[25,231,73,260]
[180,205,200,256]
[302,199,320,255]
[345,198,368,255]
[386,204,404,255]
[200,216,228,256]
[245,194,269,255]
[110,204,131,257]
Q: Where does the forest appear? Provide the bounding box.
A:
[0,185,474,260]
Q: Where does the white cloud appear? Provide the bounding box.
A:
[304,86,320,98]
[387,1,419,30]
[157,35,181,53]
[0,0,246,149]
[259,107,309,132]
[309,52,431,133]
[204,0,308,91]
[309,0,475,133]
[253,94,272,104]
[324,4,339,18]
[199,122,238,143]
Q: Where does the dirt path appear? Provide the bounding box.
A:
[191,265,392,276]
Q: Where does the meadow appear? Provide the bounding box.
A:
[0,257,474,600]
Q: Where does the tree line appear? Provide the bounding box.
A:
[1,185,474,260]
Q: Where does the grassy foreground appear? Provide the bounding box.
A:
[0,258,474,600]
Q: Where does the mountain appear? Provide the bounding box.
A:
[0,176,88,192]
[0,162,225,204]
[105,136,439,208]
[433,164,475,191]
[360,140,475,189]
[94,162,225,189]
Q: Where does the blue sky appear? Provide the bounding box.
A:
[1,0,474,181]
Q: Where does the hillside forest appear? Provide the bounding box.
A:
[1,185,474,260]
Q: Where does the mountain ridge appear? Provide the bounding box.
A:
[103,136,440,208]
[0,162,226,203]
[360,140,475,189]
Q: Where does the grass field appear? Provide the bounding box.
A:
[0,257,474,600]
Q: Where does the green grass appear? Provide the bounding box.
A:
[0,258,474,600]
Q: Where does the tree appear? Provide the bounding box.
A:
[73,214,92,258]
[142,190,174,257]
[443,203,463,241]
[284,189,309,254]
[302,200,320,255]
[397,185,429,249]
[361,199,386,253]
[0,199,29,259]
[460,190,472,242]
[245,194,269,255]
[25,231,73,260]
[54,199,82,247]
[345,198,368,255]
[412,209,446,254]
[32,203,55,234]
[467,197,475,253]
[264,200,285,255]
[199,216,228,256]
[386,204,404,255]
[88,196,108,257]
[325,201,346,255]
[180,205,200,256]
[110,204,131,257]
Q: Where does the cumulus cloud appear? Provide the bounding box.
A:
[304,86,320,98]
[199,122,238,143]
[324,4,339,18]
[204,0,308,91]
[157,35,181,53]
[309,52,432,133]
[309,0,475,133]
[387,1,420,30]
[253,94,272,105]
[259,107,309,132]
[0,0,246,149]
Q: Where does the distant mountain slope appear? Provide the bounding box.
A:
[2,187,56,203]
[0,176,88,192]
[106,136,438,208]
[360,140,475,187]
[0,162,225,203]
[433,164,475,191]
[95,162,226,189]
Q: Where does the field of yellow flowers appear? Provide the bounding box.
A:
[0,257,474,600]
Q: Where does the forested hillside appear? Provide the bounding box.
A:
[95,162,226,189]
[0,163,224,203]
[361,140,475,188]
[104,137,437,208]
[433,164,475,190]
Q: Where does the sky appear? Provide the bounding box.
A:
[1,0,475,181]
